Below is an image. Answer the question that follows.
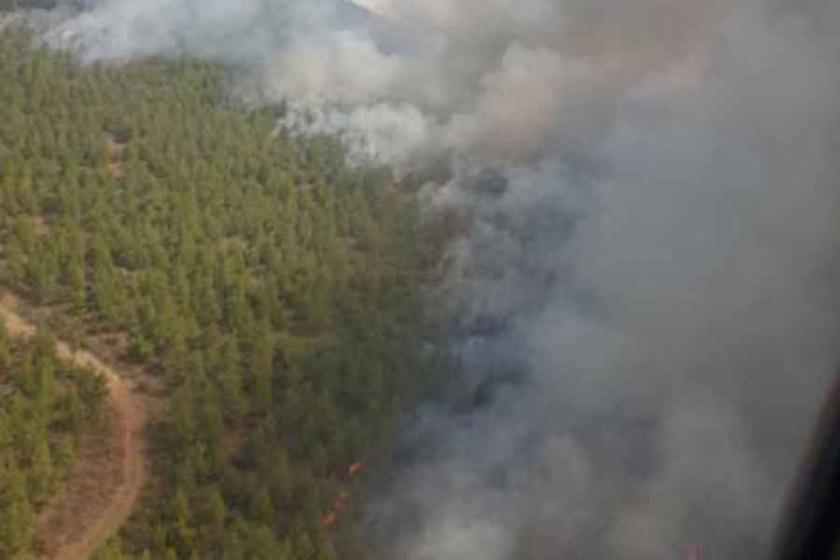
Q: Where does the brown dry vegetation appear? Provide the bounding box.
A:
[105,132,127,180]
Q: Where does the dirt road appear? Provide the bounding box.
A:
[0,292,147,560]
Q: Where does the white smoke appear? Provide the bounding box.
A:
[45,0,724,164]
[37,0,840,558]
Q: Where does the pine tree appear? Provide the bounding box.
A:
[0,468,35,556]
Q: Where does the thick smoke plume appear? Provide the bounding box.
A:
[40,0,840,557]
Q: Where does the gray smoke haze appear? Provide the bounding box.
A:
[40,0,840,558]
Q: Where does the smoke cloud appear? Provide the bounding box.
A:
[39,0,840,557]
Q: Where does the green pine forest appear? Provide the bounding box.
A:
[0,25,443,559]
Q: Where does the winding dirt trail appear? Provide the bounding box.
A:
[0,291,147,560]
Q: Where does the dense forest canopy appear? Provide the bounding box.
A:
[0,25,443,559]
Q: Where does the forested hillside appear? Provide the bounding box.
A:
[0,324,107,557]
[0,26,441,559]
[0,0,57,12]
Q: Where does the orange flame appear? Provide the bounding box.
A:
[322,463,364,528]
[321,511,338,528]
